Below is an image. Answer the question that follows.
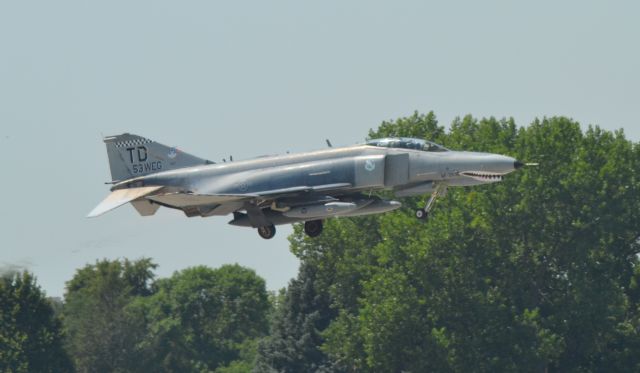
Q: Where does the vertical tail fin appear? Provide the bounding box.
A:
[103,133,213,182]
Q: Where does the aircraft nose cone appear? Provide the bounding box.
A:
[514,160,525,169]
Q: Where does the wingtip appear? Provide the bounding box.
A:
[86,210,101,218]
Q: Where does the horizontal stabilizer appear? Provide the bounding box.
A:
[87,186,163,218]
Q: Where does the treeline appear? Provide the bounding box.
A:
[2,112,640,372]
[1,261,270,373]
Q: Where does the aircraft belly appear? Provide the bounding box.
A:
[283,202,358,218]
[394,182,436,197]
[229,211,302,227]
[209,202,244,215]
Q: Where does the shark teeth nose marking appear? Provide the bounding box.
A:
[461,172,503,181]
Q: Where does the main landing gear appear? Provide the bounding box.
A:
[304,220,323,238]
[257,225,276,239]
[256,220,324,239]
[415,184,447,221]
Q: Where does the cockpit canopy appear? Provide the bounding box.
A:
[365,137,449,152]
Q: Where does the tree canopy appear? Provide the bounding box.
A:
[63,258,157,372]
[62,259,270,372]
[137,264,271,372]
[0,271,72,373]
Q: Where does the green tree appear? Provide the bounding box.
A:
[0,271,72,373]
[139,264,270,372]
[255,261,339,373]
[63,258,156,372]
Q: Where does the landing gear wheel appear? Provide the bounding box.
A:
[304,220,324,238]
[415,209,428,220]
[257,225,276,239]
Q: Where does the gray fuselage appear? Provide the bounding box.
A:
[114,144,516,198]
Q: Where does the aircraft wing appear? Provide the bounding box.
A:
[146,193,258,207]
[148,183,352,207]
[143,183,353,215]
[87,186,164,217]
[89,183,354,218]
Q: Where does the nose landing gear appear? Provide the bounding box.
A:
[415,184,447,221]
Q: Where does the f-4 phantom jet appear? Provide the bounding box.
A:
[89,134,524,239]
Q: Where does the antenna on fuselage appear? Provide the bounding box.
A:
[326,139,333,148]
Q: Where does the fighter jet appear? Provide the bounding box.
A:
[88,134,524,239]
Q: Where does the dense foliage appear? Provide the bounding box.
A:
[0,271,72,373]
[63,258,157,372]
[3,112,639,372]
[63,259,270,372]
[136,264,271,372]
[255,262,338,372]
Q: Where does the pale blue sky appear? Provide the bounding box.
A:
[1,1,638,297]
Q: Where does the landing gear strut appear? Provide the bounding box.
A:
[304,220,323,238]
[257,225,276,239]
[415,184,447,221]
